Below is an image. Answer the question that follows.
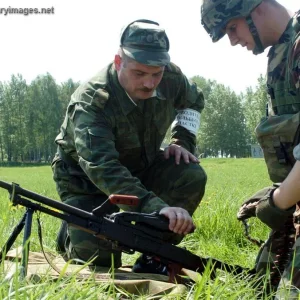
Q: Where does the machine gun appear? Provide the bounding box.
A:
[0,180,249,281]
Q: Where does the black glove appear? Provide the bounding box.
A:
[237,185,279,221]
[255,188,295,230]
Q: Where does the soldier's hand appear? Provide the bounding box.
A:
[164,144,199,165]
[159,207,195,235]
[237,185,278,221]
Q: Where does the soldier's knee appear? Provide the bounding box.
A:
[177,164,207,206]
[183,164,207,187]
[195,165,207,185]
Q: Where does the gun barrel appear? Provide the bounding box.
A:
[0,180,98,222]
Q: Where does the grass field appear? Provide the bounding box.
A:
[0,159,280,299]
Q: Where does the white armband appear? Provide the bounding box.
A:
[171,108,201,135]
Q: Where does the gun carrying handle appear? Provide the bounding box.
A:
[109,194,139,206]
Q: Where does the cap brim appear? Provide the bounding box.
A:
[123,47,170,66]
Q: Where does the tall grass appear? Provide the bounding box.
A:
[0,159,289,299]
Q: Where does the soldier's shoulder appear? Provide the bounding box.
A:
[72,64,112,110]
[162,62,185,85]
[164,62,183,75]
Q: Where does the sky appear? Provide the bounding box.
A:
[0,0,298,94]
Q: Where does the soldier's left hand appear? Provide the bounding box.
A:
[164,144,199,165]
[256,188,295,230]
[159,207,195,235]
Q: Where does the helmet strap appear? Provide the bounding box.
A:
[246,15,264,55]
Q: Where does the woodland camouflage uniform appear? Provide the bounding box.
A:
[201,1,300,298]
[272,15,300,297]
[52,20,207,268]
[243,12,300,299]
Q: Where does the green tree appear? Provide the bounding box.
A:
[29,73,62,161]
[0,82,5,161]
[198,83,248,157]
[243,74,268,145]
[0,79,20,161]
[58,78,80,113]
[8,74,28,161]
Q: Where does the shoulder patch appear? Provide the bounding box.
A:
[91,88,110,109]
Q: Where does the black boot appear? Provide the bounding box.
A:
[132,254,169,276]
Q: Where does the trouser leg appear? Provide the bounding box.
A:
[52,157,122,268]
[275,236,300,300]
[141,153,207,244]
[274,212,300,300]
[57,195,122,268]
[142,152,207,216]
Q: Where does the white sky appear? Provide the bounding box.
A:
[0,0,298,94]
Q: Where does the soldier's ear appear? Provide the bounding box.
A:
[114,54,122,71]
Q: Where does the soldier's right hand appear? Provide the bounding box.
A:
[159,207,195,235]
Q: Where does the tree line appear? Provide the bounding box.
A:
[0,73,267,163]
[0,74,79,163]
[192,74,267,158]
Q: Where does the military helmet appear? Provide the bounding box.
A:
[201,0,264,54]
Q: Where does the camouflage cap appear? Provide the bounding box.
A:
[120,19,170,66]
[201,0,263,42]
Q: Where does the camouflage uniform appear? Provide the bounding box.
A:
[255,14,300,183]
[256,12,300,299]
[201,1,300,297]
[52,20,207,268]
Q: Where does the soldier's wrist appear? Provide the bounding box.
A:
[273,184,299,210]
[256,188,295,230]
[140,197,169,214]
[271,188,287,210]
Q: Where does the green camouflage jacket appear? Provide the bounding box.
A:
[55,62,204,212]
[256,11,300,181]
[266,12,300,116]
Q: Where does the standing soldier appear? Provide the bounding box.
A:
[52,19,207,274]
[201,0,300,298]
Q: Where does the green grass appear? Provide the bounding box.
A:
[0,159,287,299]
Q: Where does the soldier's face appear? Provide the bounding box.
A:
[225,18,255,51]
[115,55,164,101]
